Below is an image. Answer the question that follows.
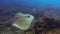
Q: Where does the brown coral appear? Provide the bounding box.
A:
[33,17,60,34]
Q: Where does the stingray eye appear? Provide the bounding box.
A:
[25,16,30,18]
[27,16,30,18]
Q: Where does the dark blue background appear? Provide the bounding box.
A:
[0,0,60,19]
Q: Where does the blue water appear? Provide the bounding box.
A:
[0,0,60,8]
[0,0,60,19]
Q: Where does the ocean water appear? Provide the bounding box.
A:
[0,0,60,34]
[0,0,60,19]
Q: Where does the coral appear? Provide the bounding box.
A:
[33,17,60,34]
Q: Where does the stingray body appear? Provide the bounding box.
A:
[12,13,34,30]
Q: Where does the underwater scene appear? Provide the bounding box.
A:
[0,0,60,34]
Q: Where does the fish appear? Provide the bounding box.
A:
[12,13,34,30]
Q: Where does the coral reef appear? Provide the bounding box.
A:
[33,17,60,34]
